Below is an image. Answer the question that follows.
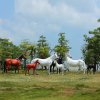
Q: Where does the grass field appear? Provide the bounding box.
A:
[0,70,100,100]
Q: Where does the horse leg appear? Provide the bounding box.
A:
[15,67,16,73]
[25,67,28,75]
[83,69,86,74]
[66,64,70,72]
[67,68,69,72]
[62,68,64,75]
[83,66,86,74]
[28,69,29,75]
[33,69,35,75]
[57,68,58,74]
[50,65,52,72]
[90,67,93,74]
[6,66,9,73]
[59,69,61,73]
[78,65,81,71]
[57,68,59,74]
[15,69,16,73]
[53,66,55,73]
[44,66,47,70]
[93,67,96,74]
[48,66,50,75]
[58,68,61,74]
[15,66,19,73]
[25,68,27,75]
[87,67,91,74]
[17,65,20,74]
[87,67,89,74]
[6,68,8,73]
[3,61,6,73]
[90,68,92,74]
[58,68,59,74]
[18,68,19,74]
[42,66,43,70]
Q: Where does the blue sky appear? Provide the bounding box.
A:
[0,0,100,59]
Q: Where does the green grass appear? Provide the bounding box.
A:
[0,70,100,100]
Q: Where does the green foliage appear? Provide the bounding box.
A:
[97,19,100,22]
[0,33,70,60]
[19,39,36,60]
[37,35,50,58]
[54,33,70,59]
[82,20,100,65]
[0,38,21,59]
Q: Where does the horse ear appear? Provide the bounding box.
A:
[36,60,39,62]
[54,52,57,55]
[36,60,40,64]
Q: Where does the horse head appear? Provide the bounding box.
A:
[54,53,59,59]
[65,52,72,60]
[17,54,26,60]
[35,60,40,64]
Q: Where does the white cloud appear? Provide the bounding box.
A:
[1,0,99,43]
[15,0,52,15]
[14,0,99,28]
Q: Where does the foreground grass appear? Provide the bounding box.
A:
[0,70,100,100]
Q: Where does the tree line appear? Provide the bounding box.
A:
[0,33,70,62]
[0,20,100,69]
[82,19,100,69]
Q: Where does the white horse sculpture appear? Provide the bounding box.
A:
[31,53,58,75]
[55,60,65,75]
[65,54,87,74]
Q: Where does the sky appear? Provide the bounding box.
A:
[0,0,100,59]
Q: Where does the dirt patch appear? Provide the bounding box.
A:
[58,87,75,96]
[80,87,97,94]
[57,87,97,96]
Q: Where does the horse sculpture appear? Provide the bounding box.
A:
[50,61,56,73]
[87,64,96,74]
[65,53,87,74]
[55,60,65,75]
[25,60,40,75]
[31,53,58,75]
[4,54,26,73]
[50,56,63,73]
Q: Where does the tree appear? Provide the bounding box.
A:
[37,35,50,58]
[82,20,100,70]
[0,38,22,70]
[54,33,70,59]
[19,39,36,61]
[0,38,21,59]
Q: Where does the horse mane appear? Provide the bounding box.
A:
[17,54,26,60]
[66,56,72,61]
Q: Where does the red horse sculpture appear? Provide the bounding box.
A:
[4,54,26,73]
[25,60,40,75]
